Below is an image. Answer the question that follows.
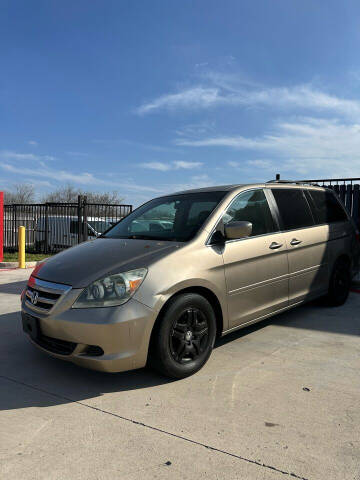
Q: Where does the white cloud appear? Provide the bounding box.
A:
[173,161,202,169]
[0,150,54,161]
[170,174,214,193]
[1,163,164,194]
[24,179,53,188]
[139,161,171,171]
[28,140,38,146]
[1,151,39,161]
[177,135,258,148]
[177,117,360,177]
[227,161,240,168]
[136,87,221,115]
[136,78,360,118]
[139,160,203,171]
[175,121,216,138]
[93,138,181,153]
[2,163,98,185]
[246,159,273,169]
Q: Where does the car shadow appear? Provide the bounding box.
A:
[1,293,359,412]
[215,295,360,350]
[0,309,175,412]
[0,280,27,295]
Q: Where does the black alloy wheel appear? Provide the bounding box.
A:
[326,259,351,306]
[149,293,217,379]
[170,307,210,364]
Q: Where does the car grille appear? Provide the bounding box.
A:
[25,278,72,314]
[26,286,61,311]
[35,333,77,355]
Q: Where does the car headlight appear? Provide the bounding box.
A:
[72,268,147,308]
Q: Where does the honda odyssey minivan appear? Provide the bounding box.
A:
[22,181,360,378]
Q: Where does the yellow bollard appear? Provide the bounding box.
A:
[18,226,26,269]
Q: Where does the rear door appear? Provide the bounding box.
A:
[221,188,289,328]
[305,188,356,276]
[270,187,329,305]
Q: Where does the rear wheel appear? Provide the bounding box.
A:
[325,259,351,306]
[150,293,217,379]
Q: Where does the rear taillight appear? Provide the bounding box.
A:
[356,232,360,243]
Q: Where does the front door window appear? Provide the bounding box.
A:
[222,189,276,237]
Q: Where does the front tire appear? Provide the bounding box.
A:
[150,293,217,379]
[325,259,351,306]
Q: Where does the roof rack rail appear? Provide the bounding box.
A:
[266,174,320,187]
[266,179,315,185]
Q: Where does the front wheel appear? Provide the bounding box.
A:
[325,259,351,306]
[150,293,217,379]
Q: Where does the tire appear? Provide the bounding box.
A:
[325,259,351,307]
[150,293,217,379]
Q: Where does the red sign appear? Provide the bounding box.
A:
[0,192,3,263]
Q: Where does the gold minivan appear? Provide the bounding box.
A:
[21,181,360,378]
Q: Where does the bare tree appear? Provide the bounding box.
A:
[3,184,35,204]
[41,184,124,204]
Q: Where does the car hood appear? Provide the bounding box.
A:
[35,238,182,288]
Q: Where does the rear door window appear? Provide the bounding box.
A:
[306,189,348,224]
[272,189,314,230]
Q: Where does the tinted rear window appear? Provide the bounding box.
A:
[272,189,314,230]
[306,190,348,224]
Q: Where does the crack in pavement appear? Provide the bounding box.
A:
[0,374,309,480]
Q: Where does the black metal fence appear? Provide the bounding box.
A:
[4,196,132,254]
[301,177,360,228]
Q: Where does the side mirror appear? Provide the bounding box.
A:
[224,221,252,240]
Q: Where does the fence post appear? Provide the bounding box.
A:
[353,184,360,229]
[18,226,25,268]
[82,196,88,242]
[0,192,3,262]
[77,195,82,245]
[44,203,49,254]
[12,205,16,252]
[345,184,353,214]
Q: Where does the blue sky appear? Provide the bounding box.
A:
[2,0,360,206]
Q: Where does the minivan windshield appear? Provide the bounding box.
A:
[88,220,112,234]
[103,191,227,242]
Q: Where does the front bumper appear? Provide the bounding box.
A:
[21,290,157,373]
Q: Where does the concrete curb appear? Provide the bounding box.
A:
[0,261,38,269]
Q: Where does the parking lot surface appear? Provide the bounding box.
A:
[0,268,359,480]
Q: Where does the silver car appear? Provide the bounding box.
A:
[22,181,360,378]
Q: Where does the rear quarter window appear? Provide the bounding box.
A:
[306,190,348,224]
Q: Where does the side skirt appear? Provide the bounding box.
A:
[221,291,326,337]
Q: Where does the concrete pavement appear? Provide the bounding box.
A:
[0,268,359,480]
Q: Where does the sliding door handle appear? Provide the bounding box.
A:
[290,238,302,246]
[269,241,283,250]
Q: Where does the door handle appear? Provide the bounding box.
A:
[290,238,302,246]
[269,241,283,250]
